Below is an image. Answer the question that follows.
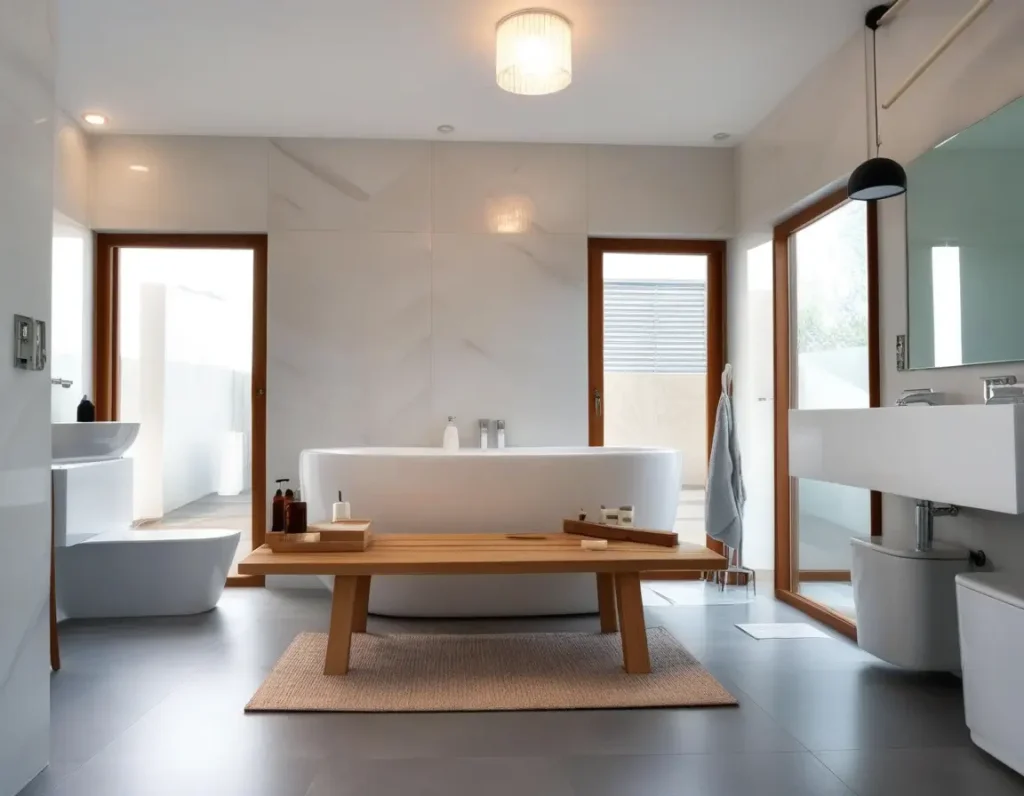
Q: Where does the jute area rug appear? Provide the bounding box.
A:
[245,628,737,712]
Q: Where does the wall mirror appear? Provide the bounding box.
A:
[906,96,1024,369]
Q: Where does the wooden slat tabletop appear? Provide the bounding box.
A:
[238,533,727,576]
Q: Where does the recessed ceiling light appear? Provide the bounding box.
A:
[437,124,454,134]
[129,164,149,172]
[82,113,108,126]
[713,132,731,141]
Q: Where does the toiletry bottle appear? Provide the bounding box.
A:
[284,487,294,531]
[287,489,307,534]
[332,490,351,522]
[76,396,95,422]
[271,479,289,532]
[442,416,460,451]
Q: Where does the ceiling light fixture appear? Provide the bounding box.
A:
[712,132,731,142]
[129,164,149,172]
[496,9,572,96]
[437,124,454,134]
[848,5,906,201]
[82,113,108,126]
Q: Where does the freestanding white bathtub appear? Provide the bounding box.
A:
[300,446,684,617]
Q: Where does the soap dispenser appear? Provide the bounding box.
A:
[77,396,95,422]
[271,479,289,533]
[442,416,460,451]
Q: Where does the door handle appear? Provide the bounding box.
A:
[593,388,602,417]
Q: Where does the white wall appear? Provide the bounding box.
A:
[51,112,93,420]
[728,237,775,571]
[122,285,243,518]
[0,1,54,793]
[161,288,237,513]
[729,0,1024,574]
[87,135,735,508]
[51,213,93,421]
[54,110,89,225]
[603,372,707,486]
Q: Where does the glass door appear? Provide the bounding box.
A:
[588,240,725,549]
[118,247,255,573]
[95,234,268,584]
[774,193,879,633]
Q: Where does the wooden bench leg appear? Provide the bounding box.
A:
[353,575,371,633]
[596,573,618,633]
[614,572,651,674]
[325,575,359,675]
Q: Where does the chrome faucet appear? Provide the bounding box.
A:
[896,388,941,406]
[982,375,1020,404]
[915,500,958,551]
[496,419,506,449]
[479,419,490,449]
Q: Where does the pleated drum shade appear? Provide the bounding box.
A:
[496,9,572,96]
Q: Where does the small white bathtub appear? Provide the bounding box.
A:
[300,446,684,617]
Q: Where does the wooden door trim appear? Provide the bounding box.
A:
[94,233,269,586]
[773,189,881,612]
[798,569,852,582]
[587,242,605,447]
[776,589,857,641]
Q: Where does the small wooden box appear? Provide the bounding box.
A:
[266,520,372,553]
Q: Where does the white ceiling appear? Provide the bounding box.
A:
[57,0,872,145]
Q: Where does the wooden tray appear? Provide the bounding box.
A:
[266,520,372,553]
[562,518,678,548]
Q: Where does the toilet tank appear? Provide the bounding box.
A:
[956,573,1024,775]
[851,537,970,671]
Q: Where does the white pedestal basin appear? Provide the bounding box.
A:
[52,421,140,464]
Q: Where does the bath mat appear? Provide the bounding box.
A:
[736,622,831,640]
[245,628,737,712]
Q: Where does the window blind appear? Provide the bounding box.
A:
[603,280,707,373]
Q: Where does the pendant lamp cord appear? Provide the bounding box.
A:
[872,26,882,156]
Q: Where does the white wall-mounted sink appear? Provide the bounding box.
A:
[790,405,1024,514]
[52,422,141,464]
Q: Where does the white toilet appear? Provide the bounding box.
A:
[53,457,240,619]
[56,528,240,619]
[851,537,971,670]
[956,572,1024,775]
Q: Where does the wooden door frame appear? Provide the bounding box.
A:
[773,188,880,640]
[94,233,268,587]
[587,237,727,567]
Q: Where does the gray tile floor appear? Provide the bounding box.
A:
[22,588,1024,796]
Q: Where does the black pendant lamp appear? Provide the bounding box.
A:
[849,4,907,201]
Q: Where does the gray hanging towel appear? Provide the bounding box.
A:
[706,364,745,551]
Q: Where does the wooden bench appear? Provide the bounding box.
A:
[239,533,726,675]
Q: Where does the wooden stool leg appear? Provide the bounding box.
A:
[614,572,651,674]
[596,573,618,633]
[324,575,359,675]
[353,575,371,633]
